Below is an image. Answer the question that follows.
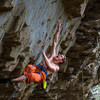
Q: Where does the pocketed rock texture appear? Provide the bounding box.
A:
[0,0,99,100]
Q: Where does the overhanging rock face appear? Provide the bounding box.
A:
[0,0,99,100]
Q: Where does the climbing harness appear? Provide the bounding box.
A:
[36,64,47,77]
[35,64,47,89]
[8,33,47,100]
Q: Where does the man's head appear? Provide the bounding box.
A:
[53,54,66,64]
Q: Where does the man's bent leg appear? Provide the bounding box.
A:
[12,75,26,82]
[26,73,42,83]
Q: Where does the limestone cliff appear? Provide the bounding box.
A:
[0,0,99,100]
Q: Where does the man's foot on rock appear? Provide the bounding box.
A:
[9,78,18,90]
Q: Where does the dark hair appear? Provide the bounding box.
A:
[59,55,66,64]
[62,56,66,63]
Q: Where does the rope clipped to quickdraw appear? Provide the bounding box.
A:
[42,33,47,49]
[8,33,47,100]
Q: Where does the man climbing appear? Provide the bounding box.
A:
[10,21,66,87]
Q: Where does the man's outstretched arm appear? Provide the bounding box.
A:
[50,21,61,57]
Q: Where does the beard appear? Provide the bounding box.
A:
[53,57,60,64]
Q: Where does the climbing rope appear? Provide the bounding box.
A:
[8,33,47,100]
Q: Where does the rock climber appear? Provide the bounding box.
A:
[10,21,66,88]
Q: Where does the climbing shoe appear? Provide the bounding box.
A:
[9,79,18,90]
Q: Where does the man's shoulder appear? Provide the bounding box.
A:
[52,62,59,68]
[55,64,59,71]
